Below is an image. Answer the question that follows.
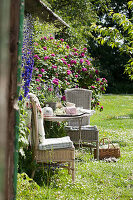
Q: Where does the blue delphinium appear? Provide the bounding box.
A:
[19,14,34,100]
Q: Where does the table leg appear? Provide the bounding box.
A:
[78,118,82,148]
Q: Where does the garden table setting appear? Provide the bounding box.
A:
[43,103,95,147]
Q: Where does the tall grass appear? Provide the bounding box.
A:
[17,95,133,200]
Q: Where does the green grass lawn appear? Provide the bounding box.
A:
[17,95,133,200]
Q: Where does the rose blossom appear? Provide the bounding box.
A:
[36,79,40,82]
[70,60,77,64]
[51,53,55,57]
[95,69,99,74]
[66,45,69,49]
[73,48,78,51]
[85,60,91,65]
[50,36,54,40]
[43,46,47,50]
[52,78,59,85]
[91,86,96,89]
[38,74,42,77]
[34,54,40,60]
[44,56,50,60]
[100,106,103,111]
[41,68,45,72]
[67,70,71,75]
[83,47,87,51]
[62,95,66,101]
[75,75,78,78]
[81,52,85,57]
[80,59,84,63]
[60,38,64,42]
[48,88,53,91]
[102,78,107,83]
[82,67,87,72]
[52,65,57,69]
[63,61,67,65]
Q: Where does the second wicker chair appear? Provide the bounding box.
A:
[65,88,99,160]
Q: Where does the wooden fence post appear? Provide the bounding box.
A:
[0,0,24,199]
[0,0,11,199]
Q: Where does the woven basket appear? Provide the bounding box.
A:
[94,138,120,160]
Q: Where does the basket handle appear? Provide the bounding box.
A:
[99,138,116,149]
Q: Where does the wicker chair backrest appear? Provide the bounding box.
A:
[65,88,92,109]
[65,88,92,126]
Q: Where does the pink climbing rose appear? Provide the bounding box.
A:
[67,70,71,75]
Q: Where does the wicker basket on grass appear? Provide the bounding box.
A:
[94,138,120,160]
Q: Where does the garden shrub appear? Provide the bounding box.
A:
[31,35,108,110]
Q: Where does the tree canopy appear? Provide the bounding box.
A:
[44,0,133,92]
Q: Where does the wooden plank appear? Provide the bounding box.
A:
[5,0,21,199]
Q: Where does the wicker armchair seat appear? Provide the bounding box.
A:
[39,136,73,150]
[65,125,99,143]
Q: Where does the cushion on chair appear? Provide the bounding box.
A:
[38,136,73,150]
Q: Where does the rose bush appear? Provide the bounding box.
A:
[31,36,108,110]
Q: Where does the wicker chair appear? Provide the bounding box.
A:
[65,88,99,160]
[29,93,75,182]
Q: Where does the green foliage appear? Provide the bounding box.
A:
[33,17,60,41]
[16,173,45,200]
[18,99,31,156]
[45,121,66,138]
[90,1,133,79]
[47,0,97,47]
[18,146,35,177]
